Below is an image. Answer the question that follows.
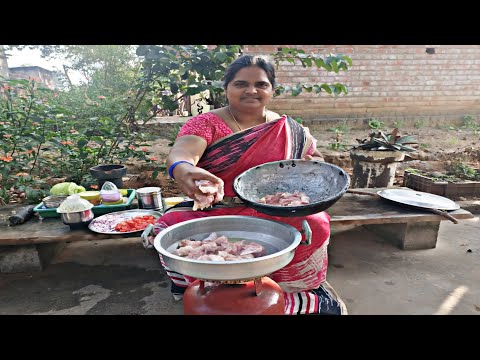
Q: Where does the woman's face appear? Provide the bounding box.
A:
[225,66,274,111]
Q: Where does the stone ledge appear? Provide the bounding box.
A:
[457,200,480,215]
[0,242,66,273]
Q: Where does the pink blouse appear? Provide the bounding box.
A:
[177,112,316,155]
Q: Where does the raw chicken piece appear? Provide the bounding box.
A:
[196,254,226,262]
[192,180,225,210]
[258,191,310,207]
[203,232,219,242]
[175,232,266,261]
[192,194,215,211]
[240,242,265,257]
[178,239,203,248]
[176,245,196,257]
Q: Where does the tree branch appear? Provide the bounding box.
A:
[62,65,73,89]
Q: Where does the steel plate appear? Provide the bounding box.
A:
[377,189,460,211]
[88,209,161,235]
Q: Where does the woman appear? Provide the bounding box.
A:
[148,55,347,315]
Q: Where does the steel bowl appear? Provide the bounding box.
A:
[60,209,94,227]
[42,195,68,208]
[233,159,350,217]
[153,215,309,281]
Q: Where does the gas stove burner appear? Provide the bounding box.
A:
[184,277,285,314]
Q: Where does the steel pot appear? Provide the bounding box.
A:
[233,159,350,217]
[151,215,311,281]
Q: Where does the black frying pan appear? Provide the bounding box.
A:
[233,160,350,217]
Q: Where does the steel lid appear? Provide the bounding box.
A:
[136,187,161,194]
[377,189,460,211]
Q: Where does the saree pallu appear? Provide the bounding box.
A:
[154,116,344,314]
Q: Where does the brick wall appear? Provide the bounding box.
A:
[244,45,480,126]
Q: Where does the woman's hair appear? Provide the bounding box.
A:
[223,55,276,89]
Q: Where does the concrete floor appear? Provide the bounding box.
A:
[0,216,478,315]
[328,217,480,315]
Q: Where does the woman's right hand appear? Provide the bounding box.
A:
[172,163,224,202]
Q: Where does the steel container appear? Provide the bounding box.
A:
[153,215,311,281]
[136,187,163,211]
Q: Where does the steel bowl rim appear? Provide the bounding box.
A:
[154,215,302,265]
[43,195,69,200]
[42,195,69,207]
[233,159,350,210]
[136,186,162,194]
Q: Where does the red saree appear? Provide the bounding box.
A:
[154,115,342,314]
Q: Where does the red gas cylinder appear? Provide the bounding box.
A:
[183,277,285,315]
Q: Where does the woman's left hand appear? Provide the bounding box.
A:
[303,154,325,161]
[304,147,325,161]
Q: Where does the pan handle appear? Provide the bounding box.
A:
[141,223,155,249]
[300,220,312,245]
[428,208,459,224]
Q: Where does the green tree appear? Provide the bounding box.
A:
[1,46,157,204]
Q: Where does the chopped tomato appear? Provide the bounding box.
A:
[114,215,156,232]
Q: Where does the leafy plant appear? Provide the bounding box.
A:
[404,168,422,175]
[393,120,403,128]
[462,114,476,127]
[328,123,349,151]
[368,119,384,130]
[352,128,417,152]
[135,45,243,114]
[0,74,153,204]
[462,114,480,134]
[328,141,349,151]
[271,48,351,98]
[447,161,480,180]
[406,162,480,182]
[328,123,349,134]
[414,118,426,129]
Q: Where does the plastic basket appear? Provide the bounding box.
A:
[34,189,137,218]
